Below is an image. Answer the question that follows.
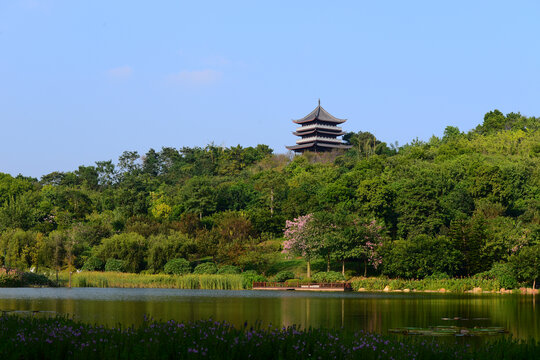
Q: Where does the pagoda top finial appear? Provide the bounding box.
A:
[292,101,347,124]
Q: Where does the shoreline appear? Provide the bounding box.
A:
[3,271,538,294]
[355,287,538,295]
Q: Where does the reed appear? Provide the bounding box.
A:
[58,271,247,290]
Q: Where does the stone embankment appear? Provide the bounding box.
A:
[355,286,538,294]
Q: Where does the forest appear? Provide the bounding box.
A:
[0,110,539,286]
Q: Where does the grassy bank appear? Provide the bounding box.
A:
[350,277,511,293]
[48,272,525,293]
[0,315,538,359]
[56,271,247,290]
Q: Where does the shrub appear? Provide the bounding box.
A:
[105,259,126,272]
[147,232,195,271]
[312,271,346,283]
[0,274,23,287]
[217,265,240,275]
[425,272,449,280]
[285,278,300,286]
[164,258,191,275]
[82,257,104,272]
[477,263,518,289]
[241,270,267,289]
[21,272,51,286]
[0,272,52,287]
[274,270,295,282]
[193,262,218,275]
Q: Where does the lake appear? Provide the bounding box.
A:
[0,288,538,340]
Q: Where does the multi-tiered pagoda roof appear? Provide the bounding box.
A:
[286,100,352,153]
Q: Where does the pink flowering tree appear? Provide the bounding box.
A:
[283,214,318,278]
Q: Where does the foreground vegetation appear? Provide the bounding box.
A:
[0,110,538,287]
[0,315,538,360]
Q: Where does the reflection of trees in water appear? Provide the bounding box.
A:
[0,292,539,340]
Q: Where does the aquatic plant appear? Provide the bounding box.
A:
[0,315,538,359]
[63,271,246,290]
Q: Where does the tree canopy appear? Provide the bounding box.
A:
[0,111,538,284]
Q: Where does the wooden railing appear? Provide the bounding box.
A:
[253,282,352,290]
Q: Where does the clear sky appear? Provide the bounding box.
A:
[1,1,539,178]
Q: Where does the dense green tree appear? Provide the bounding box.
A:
[447,214,489,276]
[381,235,462,278]
[177,177,218,219]
[147,232,196,272]
[0,193,40,231]
[509,245,540,288]
[94,233,147,273]
[0,229,39,270]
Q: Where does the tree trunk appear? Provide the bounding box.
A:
[364,260,367,277]
[56,269,59,286]
[270,189,274,217]
[307,261,311,278]
[534,278,536,290]
[69,271,72,288]
[327,257,330,272]
[342,260,345,276]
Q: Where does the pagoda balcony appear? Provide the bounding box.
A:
[296,124,342,132]
[296,136,344,145]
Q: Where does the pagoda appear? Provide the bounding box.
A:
[286,100,352,153]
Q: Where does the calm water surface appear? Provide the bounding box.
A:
[0,288,538,340]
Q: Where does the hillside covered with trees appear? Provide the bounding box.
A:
[0,110,539,286]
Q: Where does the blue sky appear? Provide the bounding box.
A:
[1,1,539,178]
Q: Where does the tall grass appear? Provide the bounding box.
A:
[58,271,247,290]
[350,277,504,292]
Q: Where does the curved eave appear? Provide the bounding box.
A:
[292,105,347,124]
[317,143,353,149]
[293,129,345,136]
[286,142,316,150]
[286,142,352,151]
[293,117,347,125]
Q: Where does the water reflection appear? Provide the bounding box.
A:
[0,288,537,340]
